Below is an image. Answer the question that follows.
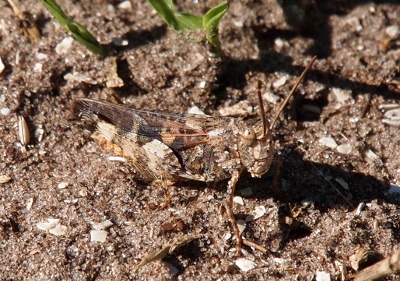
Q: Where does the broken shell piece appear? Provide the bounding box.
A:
[319,137,338,148]
[90,230,108,242]
[233,196,244,205]
[315,271,331,281]
[55,37,73,55]
[273,75,288,89]
[58,182,69,189]
[26,197,34,210]
[49,224,67,236]
[92,220,113,230]
[337,144,352,154]
[37,219,60,231]
[246,205,267,222]
[0,175,11,184]
[235,258,257,272]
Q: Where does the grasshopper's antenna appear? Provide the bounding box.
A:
[269,56,317,130]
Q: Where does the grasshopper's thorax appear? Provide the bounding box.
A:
[235,123,274,178]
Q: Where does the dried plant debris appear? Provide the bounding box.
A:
[136,235,200,271]
[354,247,400,281]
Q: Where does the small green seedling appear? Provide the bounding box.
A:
[147,0,228,55]
[39,0,106,56]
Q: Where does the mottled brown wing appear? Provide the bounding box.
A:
[73,98,213,150]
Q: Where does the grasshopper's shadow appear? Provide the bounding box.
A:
[236,148,398,250]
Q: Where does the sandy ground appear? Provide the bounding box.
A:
[0,0,400,280]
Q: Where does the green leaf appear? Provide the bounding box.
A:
[203,1,228,54]
[147,0,202,31]
[67,22,107,56]
[39,0,106,56]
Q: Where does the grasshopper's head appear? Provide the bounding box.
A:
[237,56,316,177]
[237,126,274,178]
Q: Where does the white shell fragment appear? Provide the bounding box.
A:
[246,205,267,222]
[187,106,206,115]
[233,196,244,205]
[316,270,331,281]
[49,224,67,236]
[90,230,108,242]
[355,202,365,216]
[319,137,338,148]
[235,258,257,272]
[37,219,60,231]
[117,0,132,9]
[58,182,69,189]
[37,219,67,235]
[0,175,11,184]
[26,197,34,210]
[336,144,352,154]
[332,87,352,103]
[253,205,267,220]
[273,75,288,89]
[18,116,30,147]
[92,220,113,230]
[385,25,399,38]
[55,37,73,55]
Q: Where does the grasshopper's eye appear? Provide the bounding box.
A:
[240,128,256,146]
